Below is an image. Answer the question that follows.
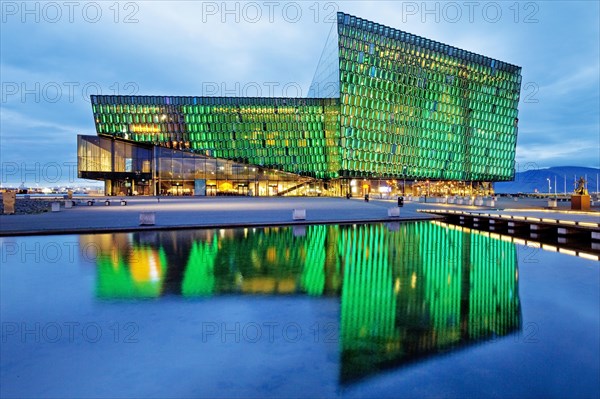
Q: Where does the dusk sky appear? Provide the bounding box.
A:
[1,1,598,186]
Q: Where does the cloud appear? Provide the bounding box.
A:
[516,139,600,168]
[539,65,600,97]
[0,0,599,180]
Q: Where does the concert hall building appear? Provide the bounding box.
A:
[77,12,522,197]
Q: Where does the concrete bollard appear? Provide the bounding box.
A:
[5,191,20,214]
[139,212,156,226]
[387,207,400,217]
[292,209,306,220]
[64,200,73,209]
[51,202,60,212]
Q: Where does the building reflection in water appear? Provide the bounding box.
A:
[81,221,520,382]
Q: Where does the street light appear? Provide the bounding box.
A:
[546,178,551,196]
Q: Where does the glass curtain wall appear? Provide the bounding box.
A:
[91,96,340,180]
[336,12,522,181]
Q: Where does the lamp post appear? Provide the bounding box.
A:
[546,178,551,196]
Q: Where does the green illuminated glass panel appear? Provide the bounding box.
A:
[92,96,340,179]
[335,12,521,181]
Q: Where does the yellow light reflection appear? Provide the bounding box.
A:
[579,253,600,261]
[559,248,577,256]
[129,247,163,283]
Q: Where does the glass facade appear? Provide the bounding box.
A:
[91,96,340,180]
[307,22,340,98]
[78,135,153,195]
[334,13,521,181]
[153,145,316,196]
[79,12,522,194]
[78,135,317,196]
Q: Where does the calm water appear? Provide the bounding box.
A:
[1,222,598,398]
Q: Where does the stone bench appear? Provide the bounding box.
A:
[292,209,306,220]
[139,212,156,226]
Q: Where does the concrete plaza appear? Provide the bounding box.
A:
[1,195,598,236]
[0,197,436,236]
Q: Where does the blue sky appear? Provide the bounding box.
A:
[1,1,598,186]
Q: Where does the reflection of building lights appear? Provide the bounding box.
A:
[394,278,401,293]
[559,248,577,256]
[266,247,277,262]
[579,253,599,261]
[130,248,164,283]
[148,253,160,282]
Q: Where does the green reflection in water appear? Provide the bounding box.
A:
[339,222,520,381]
[181,234,218,297]
[97,246,168,298]
[92,222,520,382]
[302,225,327,296]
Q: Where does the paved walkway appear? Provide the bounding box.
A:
[477,209,600,225]
[378,198,600,223]
[3,196,598,236]
[0,197,436,236]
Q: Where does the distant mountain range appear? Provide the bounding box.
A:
[494,166,600,194]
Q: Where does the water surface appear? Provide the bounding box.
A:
[1,222,598,398]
